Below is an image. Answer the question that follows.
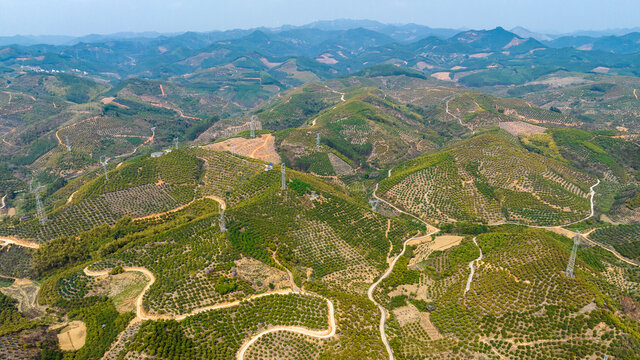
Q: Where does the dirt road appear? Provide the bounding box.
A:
[370,183,439,360]
[0,237,41,249]
[464,237,483,295]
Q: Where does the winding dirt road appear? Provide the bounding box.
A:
[464,237,483,295]
[80,195,335,359]
[371,183,439,360]
[236,292,335,360]
[445,96,474,132]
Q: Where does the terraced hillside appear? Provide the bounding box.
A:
[518,74,640,132]
[378,130,596,226]
[25,147,423,360]
[0,149,203,242]
[376,227,640,359]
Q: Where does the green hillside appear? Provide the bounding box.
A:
[379,130,596,226]
[378,227,640,359]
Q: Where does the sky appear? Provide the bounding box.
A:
[0,0,639,36]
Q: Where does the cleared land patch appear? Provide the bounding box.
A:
[204,134,281,164]
[56,320,86,351]
[499,121,546,136]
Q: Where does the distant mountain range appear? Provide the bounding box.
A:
[3,19,639,47]
[1,20,639,86]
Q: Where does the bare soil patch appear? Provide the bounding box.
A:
[469,52,492,58]
[316,53,338,65]
[431,72,452,81]
[499,121,546,136]
[57,321,86,351]
[428,235,463,251]
[0,278,44,317]
[204,134,281,164]
[234,257,289,291]
[259,57,283,69]
[87,272,148,313]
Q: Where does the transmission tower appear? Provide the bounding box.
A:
[65,136,71,151]
[100,156,109,181]
[173,138,179,149]
[316,133,320,147]
[565,233,581,278]
[368,199,380,212]
[219,209,226,233]
[281,164,287,190]
[29,180,48,225]
[250,116,256,138]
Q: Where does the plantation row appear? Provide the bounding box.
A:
[381,132,593,225]
[379,228,638,359]
[90,215,254,315]
[0,182,192,242]
[590,224,640,261]
[121,293,328,360]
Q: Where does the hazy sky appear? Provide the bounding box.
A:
[1,0,639,36]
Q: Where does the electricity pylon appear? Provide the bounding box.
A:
[281,164,287,190]
[219,210,226,233]
[565,233,581,278]
[30,180,48,225]
[369,199,380,212]
[100,156,109,181]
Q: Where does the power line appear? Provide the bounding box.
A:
[65,136,71,151]
[219,209,226,233]
[250,116,256,138]
[281,164,287,190]
[29,180,48,225]
[100,156,109,181]
[565,233,581,278]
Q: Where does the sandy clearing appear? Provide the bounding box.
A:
[416,61,434,70]
[159,84,165,97]
[503,37,526,49]
[100,97,115,104]
[316,53,338,65]
[428,235,463,251]
[431,72,452,81]
[634,89,638,100]
[204,134,280,164]
[499,121,546,136]
[0,194,5,210]
[259,57,283,69]
[469,52,492,58]
[57,321,87,351]
[66,190,79,204]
